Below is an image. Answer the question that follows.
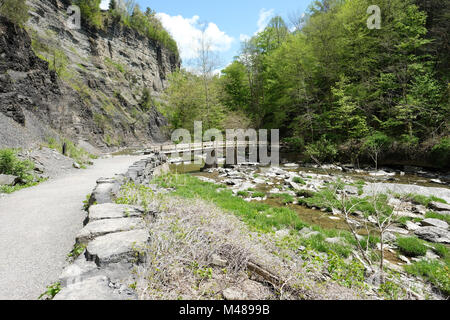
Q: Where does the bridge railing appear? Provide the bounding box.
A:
[146,141,273,154]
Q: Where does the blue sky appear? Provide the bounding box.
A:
[100,0,312,69]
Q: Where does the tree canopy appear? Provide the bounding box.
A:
[163,0,449,167]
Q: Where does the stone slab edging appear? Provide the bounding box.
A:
[53,152,169,300]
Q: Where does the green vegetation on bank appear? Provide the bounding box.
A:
[0,0,29,26]
[396,237,428,257]
[45,137,97,167]
[0,149,34,182]
[73,0,179,58]
[0,179,46,194]
[152,174,377,260]
[117,174,373,290]
[405,260,450,296]
[0,148,46,194]
[395,193,448,207]
[146,173,450,296]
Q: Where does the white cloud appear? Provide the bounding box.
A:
[156,13,234,62]
[239,34,250,42]
[256,8,274,33]
[100,0,110,10]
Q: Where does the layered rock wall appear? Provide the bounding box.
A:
[0,0,180,151]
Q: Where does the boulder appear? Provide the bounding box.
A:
[384,232,397,243]
[299,227,319,239]
[86,229,150,266]
[211,254,227,267]
[421,218,448,230]
[253,178,266,184]
[369,171,395,177]
[0,174,19,186]
[76,218,145,244]
[425,250,440,260]
[275,229,290,238]
[405,221,420,232]
[222,287,248,300]
[386,226,409,235]
[415,227,450,244]
[241,280,272,300]
[429,202,450,212]
[289,181,302,191]
[325,237,346,246]
[344,185,359,195]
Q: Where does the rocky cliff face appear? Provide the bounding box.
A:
[0,0,180,151]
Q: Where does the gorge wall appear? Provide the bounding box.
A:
[0,0,180,151]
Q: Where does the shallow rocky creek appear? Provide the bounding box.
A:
[169,157,450,276]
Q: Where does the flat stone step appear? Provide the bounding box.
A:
[76,218,145,244]
[88,204,144,222]
[86,229,150,267]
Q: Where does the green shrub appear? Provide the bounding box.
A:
[425,211,450,224]
[252,191,266,198]
[0,0,29,26]
[431,137,450,168]
[396,193,447,206]
[237,191,249,197]
[282,136,304,151]
[139,87,153,111]
[108,3,179,58]
[362,132,391,169]
[305,137,338,163]
[296,190,315,198]
[327,250,366,288]
[271,193,295,204]
[73,0,103,29]
[0,149,34,183]
[432,243,449,260]
[292,177,306,185]
[378,279,407,300]
[46,138,96,165]
[397,237,427,257]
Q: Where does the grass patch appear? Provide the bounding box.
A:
[0,148,34,183]
[236,191,249,197]
[405,260,450,296]
[396,237,428,257]
[153,174,360,258]
[0,178,47,194]
[270,193,295,205]
[425,211,450,224]
[104,57,126,74]
[46,137,97,166]
[252,191,266,198]
[432,243,450,260]
[298,187,393,218]
[397,193,448,207]
[292,177,306,185]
